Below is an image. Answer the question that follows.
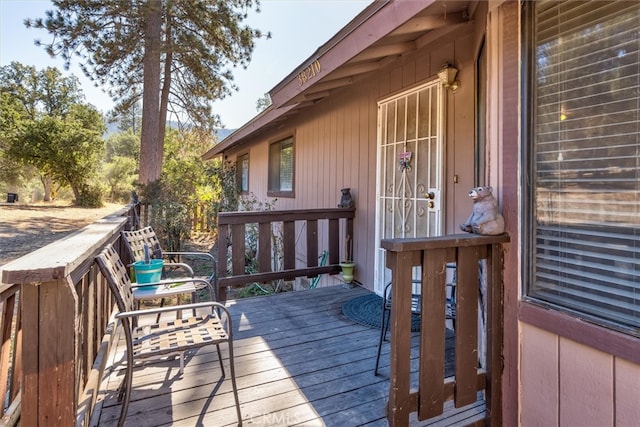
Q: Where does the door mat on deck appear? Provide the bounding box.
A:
[342,294,421,331]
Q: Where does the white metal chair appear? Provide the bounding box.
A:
[122,226,217,303]
[121,226,216,280]
[95,245,242,427]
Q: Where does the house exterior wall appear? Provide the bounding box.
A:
[486,1,640,425]
[227,17,487,290]
[520,322,640,426]
[221,1,640,423]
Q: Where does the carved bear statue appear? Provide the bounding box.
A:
[460,186,505,235]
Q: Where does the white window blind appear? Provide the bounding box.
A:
[238,154,249,193]
[529,1,640,334]
[280,140,293,191]
[268,136,294,194]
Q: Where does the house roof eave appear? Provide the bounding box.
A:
[202,104,297,160]
[268,0,438,107]
[204,0,473,160]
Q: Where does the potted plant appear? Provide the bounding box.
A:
[339,235,355,284]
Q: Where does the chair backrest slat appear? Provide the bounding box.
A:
[96,245,137,313]
[122,227,163,262]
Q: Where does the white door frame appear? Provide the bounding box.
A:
[373,80,445,295]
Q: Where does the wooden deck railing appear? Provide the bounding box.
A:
[134,201,214,233]
[216,208,355,300]
[0,206,137,427]
[381,233,510,426]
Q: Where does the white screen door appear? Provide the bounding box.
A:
[374,80,445,293]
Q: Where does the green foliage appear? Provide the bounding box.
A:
[256,93,272,112]
[210,159,240,231]
[0,63,106,206]
[105,130,140,162]
[0,91,28,186]
[111,101,142,134]
[218,192,285,297]
[74,183,105,207]
[103,156,137,202]
[136,129,217,250]
[101,129,140,202]
[27,0,268,183]
[137,179,192,253]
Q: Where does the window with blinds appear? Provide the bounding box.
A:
[237,153,249,193]
[268,136,294,196]
[525,1,640,335]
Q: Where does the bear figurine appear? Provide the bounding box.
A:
[337,188,354,208]
[460,186,505,235]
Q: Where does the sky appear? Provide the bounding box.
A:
[0,0,371,129]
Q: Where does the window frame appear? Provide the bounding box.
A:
[237,152,250,194]
[267,135,295,198]
[521,0,640,337]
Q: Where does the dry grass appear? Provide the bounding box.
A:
[0,201,126,266]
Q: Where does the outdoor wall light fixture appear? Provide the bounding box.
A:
[438,63,460,93]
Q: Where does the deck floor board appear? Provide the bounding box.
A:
[93,285,484,426]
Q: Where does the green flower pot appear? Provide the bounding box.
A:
[339,262,355,284]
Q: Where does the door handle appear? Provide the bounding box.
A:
[425,190,438,209]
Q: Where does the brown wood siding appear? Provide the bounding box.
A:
[228,21,486,291]
[485,1,520,424]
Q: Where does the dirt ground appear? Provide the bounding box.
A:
[0,201,218,267]
[0,201,130,266]
[0,201,219,269]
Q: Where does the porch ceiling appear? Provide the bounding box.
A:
[203,0,476,160]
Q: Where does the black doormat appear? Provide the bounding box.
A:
[342,293,421,331]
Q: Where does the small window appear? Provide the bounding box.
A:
[523,1,640,336]
[268,136,294,197]
[237,153,249,193]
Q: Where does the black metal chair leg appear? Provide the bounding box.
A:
[216,343,225,377]
[227,341,242,426]
[374,297,389,376]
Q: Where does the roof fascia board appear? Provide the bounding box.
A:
[202,0,439,160]
[269,0,437,107]
[202,104,297,159]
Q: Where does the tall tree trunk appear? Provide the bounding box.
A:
[41,175,52,202]
[139,0,163,184]
[158,9,173,147]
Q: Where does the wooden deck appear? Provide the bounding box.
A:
[92,285,485,426]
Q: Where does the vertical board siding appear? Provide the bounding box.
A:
[229,33,479,291]
[559,338,614,426]
[520,323,640,426]
[520,324,559,426]
[615,358,640,426]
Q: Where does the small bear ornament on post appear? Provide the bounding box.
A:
[460,186,505,235]
[337,188,354,208]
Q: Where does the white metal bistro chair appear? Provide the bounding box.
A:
[122,226,217,304]
[95,245,242,427]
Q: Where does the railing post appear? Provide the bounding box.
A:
[0,286,20,418]
[386,249,416,426]
[22,279,79,426]
[419,247,450,419]
[217,224,229,302]
[485,242,504,426]
[381,233,509,426]
[216,208,354,291]
[455,246,481,407]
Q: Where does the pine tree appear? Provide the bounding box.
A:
[27,0,265,184]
